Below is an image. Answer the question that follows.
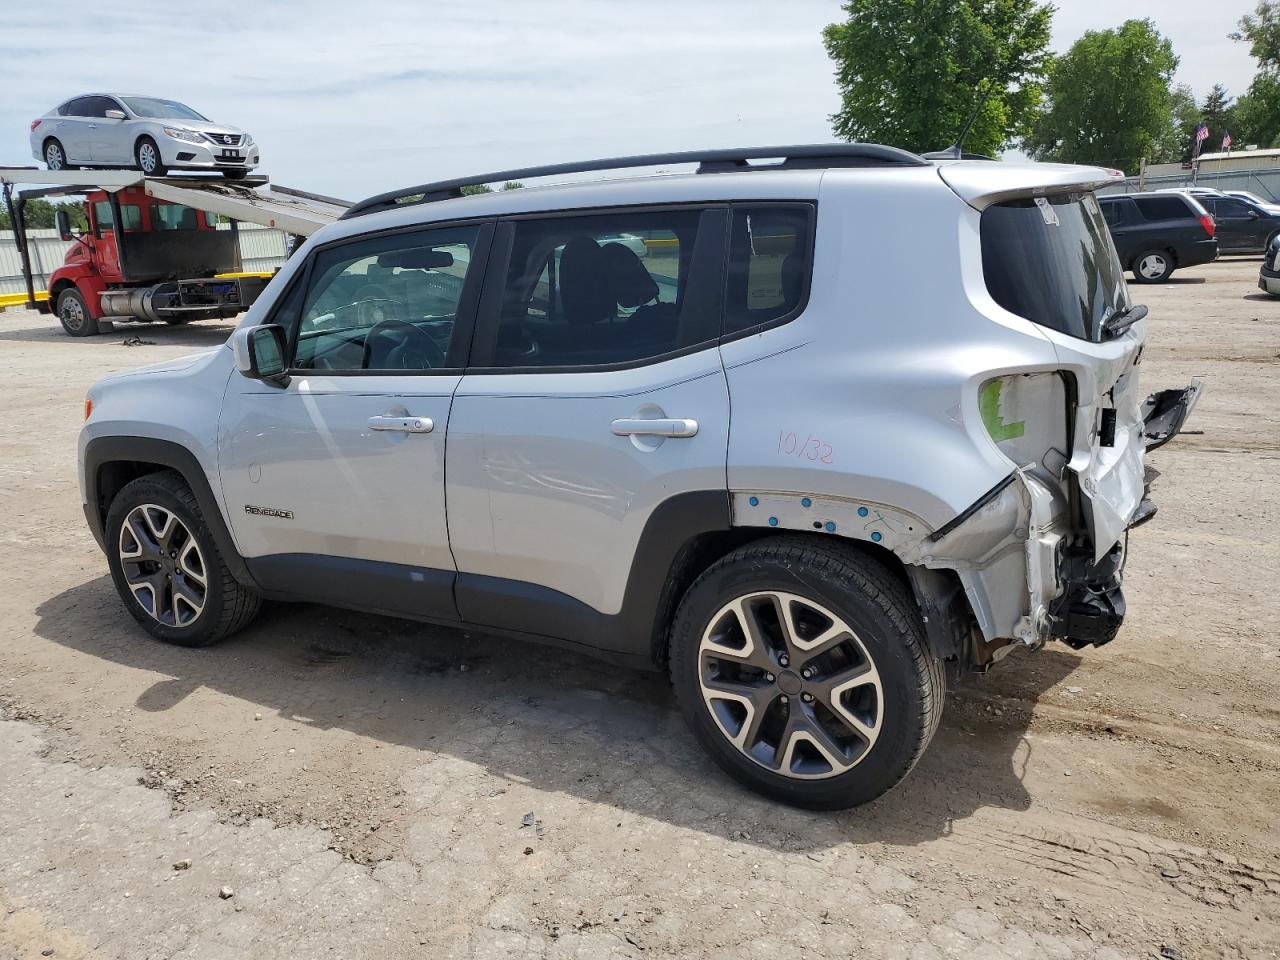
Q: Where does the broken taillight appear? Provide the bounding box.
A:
[1198,214,1216,238]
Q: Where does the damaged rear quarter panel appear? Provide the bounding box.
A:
[722,172,1074,646]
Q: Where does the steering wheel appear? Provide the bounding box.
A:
[362,317,446,370]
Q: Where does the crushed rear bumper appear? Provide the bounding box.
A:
[1048,378,1202,650]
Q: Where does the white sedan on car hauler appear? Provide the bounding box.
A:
[30,94,259,179]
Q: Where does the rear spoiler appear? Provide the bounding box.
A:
[936,161,1124,210]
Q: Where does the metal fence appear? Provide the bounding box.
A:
[1099,167,1280,200]
[0,222,288,296]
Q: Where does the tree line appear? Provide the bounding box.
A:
[824,0,1280,173]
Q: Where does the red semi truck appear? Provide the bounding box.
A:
[1,169,350,336]
[45,184,268,336]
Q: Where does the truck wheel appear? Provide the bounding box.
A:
[56,288,98,337]
[162,318,193,326]
[105,471,261,647]
[44,138,68,171]
[136,137,167,176]
[668,536,945,810]
[221,169,249,180]
[1132,249,1175,283]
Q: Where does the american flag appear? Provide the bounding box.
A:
[1195,124,1209,143]
[1222,130,1233,150]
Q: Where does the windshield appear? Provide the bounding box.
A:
[980,192,1128,343]
[122,97,208,121]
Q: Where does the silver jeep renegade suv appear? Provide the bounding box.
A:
[79,145,1200,809]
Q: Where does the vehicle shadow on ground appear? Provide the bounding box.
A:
[0,319,237,346]
[34,575,1083,851]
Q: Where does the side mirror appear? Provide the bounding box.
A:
[55,209,73,242]
[231,324,289,386]
[104,109,126,121]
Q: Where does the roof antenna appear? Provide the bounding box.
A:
[923,82,996,161]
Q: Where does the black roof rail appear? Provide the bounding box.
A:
[341,143,929,220]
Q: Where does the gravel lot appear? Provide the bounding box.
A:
[0,257,1277,960]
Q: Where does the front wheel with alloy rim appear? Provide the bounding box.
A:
[135,136,167,176]
[105,471,261,647]
[56,288,98,337]
[1132,249,1175,283]
[669,536,944,809]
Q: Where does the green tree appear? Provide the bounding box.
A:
[1230,3,1280,146]
[1200,83,1234,141]
[0,198,88,231]
[1154,83,1202,163]
[1024,19,1179,173]
[822,0,1054,157]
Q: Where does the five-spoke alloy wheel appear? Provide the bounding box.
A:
[671,536,945,809]
[699,591,883,779]
[105,471,260,646]
[118,503,208,627]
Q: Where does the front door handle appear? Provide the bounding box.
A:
[368,415,433,434]
[611,417,698,438]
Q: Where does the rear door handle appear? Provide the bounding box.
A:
[611,417,698,438]
[368,415,433,434]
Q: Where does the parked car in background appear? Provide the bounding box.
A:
[1259,234,1280,296]
[30,94,259,179]
[1197,195,1280,253]
[1222,189,1280,212]
[1098,192,1218,282]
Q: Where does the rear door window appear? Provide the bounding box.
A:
[477,207,725,369]
[980,192,1128,343]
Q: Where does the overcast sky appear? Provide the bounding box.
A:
[0,1,1260,199]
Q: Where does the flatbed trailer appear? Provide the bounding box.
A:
[1,168,348,323]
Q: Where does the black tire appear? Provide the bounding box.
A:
[162,317,193,325]
[135,136,167,176]
[221,169,249,180]
[56,288,98,337]
[669,536,944,810]
[43,138,68,172]
[1131,248,1175,283]
[105,471,261,647]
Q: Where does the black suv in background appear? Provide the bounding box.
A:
[1197,194,1280,254]
[1098,193,1218,283]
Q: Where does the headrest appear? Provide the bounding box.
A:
[559,236,614,325]
[600,242,658,308]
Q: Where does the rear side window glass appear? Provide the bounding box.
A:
[981,192,1128,343]
[60,98,90,117]
[1132,196,1191,221]
[723,204,814,337]
[483,208,723,369]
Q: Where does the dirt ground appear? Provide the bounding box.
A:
[0,257,1277,960]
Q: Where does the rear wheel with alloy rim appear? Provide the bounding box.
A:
[56,288,97,337]
[669,536,944,809]
[105,471,260,646]
[44,139,68,171]
[1132,249,1174,283]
